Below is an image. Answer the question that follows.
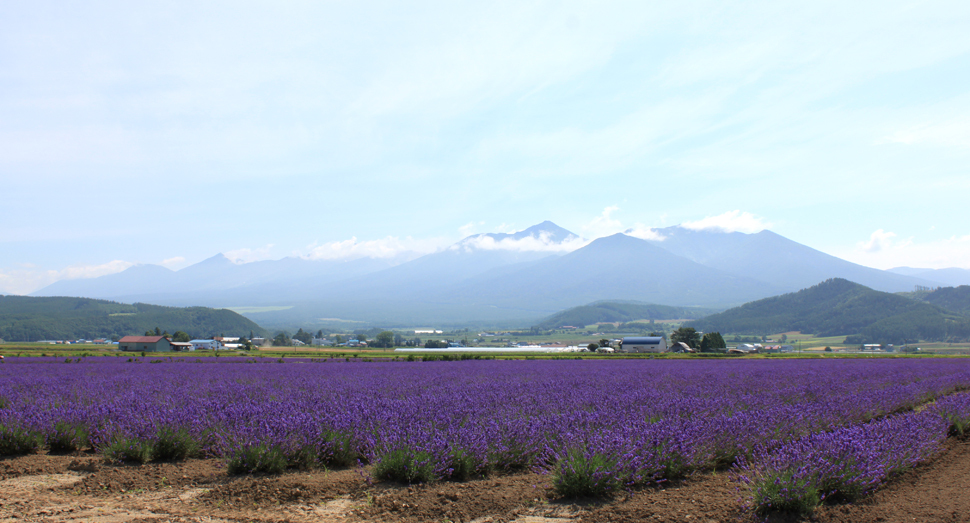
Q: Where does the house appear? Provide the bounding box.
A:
[190,339,223,351]
[170,342,194,352]
[118,336,173,352]
[670,341,694,353]
[619,337,668,353]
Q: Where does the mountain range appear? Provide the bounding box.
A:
[31,221,958,329]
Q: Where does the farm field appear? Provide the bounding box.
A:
[2,358,970,522]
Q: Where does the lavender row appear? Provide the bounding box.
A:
[1,358,969,489]
[736,391,970,515]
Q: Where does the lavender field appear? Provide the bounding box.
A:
[3,357,970,514]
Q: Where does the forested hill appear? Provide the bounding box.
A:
[0,296,268,342]
[533,300,716,330]
[688,278,970,344]
[916,286,970,316]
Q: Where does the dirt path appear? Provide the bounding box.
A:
[2,440,970,523]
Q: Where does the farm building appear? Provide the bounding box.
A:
[670,341,695,353]
[619,336,668,353]
[118,336,172,352]
[190,339,223,351]
[170,342,193,351]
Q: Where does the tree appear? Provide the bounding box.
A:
[671,327,700,348]
[374,331,395,349]
[154,327,161,336]
[172,331,191,343]
[587,343,598,352]
[699,332,726,353]
[272,332,291,347]
[780,333,788,343]
[293,328,313,345]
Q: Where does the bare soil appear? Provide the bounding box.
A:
[2,440,970,522]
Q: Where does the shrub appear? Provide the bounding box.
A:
[0,425,40,456]
[102,436,153,464]
[319,430,360,468]
[446,448,484,480]
[285,445,318,470]
[151,427,200,462]
[48,422,90,454]
[373,448,439,484]
[551,448,621,498]
[227,444,287,475]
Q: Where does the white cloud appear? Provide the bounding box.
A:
[878,118,970,150]
[858,229,899,253]
[458,221,485,237]
[224,245,275,264]
[304,236,445,261]
[681,211,770,234]
[625,226,666,241]
[457,232,589,253]
[835,232,970,270]
[0,260,133,295]
[160,256,186,268]
[581,206,624,238]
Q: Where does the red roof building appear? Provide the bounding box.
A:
[118,336,172,352]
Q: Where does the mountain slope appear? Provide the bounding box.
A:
[533,300,717,330]
[888,267,970,287]
[33,264,175,298]
[448,233,780,310]
[648,227,942,292]
[689,278,970,343]
[0,295,267,341]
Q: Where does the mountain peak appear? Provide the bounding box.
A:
[455,221,580,252]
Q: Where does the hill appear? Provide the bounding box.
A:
[688,279,970,344]
[532,300,717,330]
[0,296,268,342]
[917,286,970,316]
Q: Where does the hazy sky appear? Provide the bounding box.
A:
[2,1,969,294]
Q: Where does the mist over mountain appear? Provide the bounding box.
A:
[30,221,948,329]
[887,267,970,287]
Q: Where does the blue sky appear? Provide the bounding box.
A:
[2,1,969,294]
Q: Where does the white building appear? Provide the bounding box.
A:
[189,339,223,351]
[619,337,668,353]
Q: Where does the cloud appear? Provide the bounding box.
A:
[160,256,186,268]
[457,231,588,253]
[458,221,485,237]
[224,245,275,264]
[878,118,970,150]
[681,211,770,234]
[835,232,969,270]
[0,260,133,295]
[581,206,624,238]
[625,227,666,241]
[858,229,899,253]
[304,236,445,261]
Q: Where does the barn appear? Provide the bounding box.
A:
[620,336,668,353]
[118,336,173,352]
